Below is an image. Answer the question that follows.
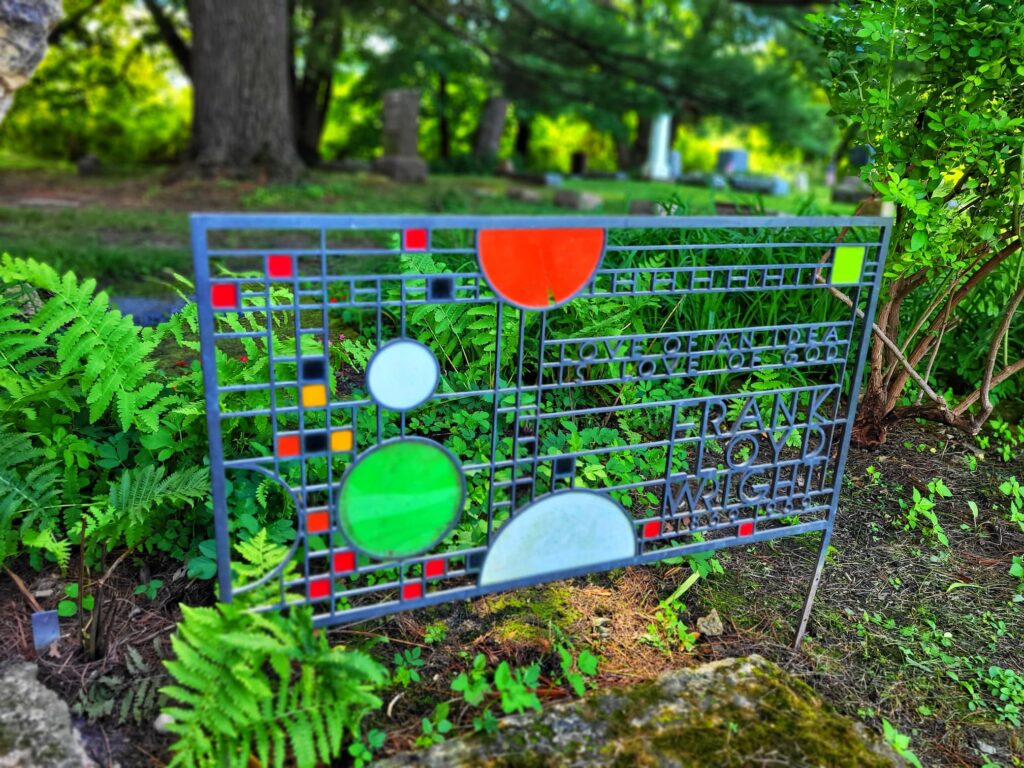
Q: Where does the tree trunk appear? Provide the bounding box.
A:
[473,96,509,159]
[292,0,343,165]
[438,73,451,161]
[190,0,302,178]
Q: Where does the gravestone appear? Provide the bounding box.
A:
[848,144,876,168]
[832,175,871,203]
[716,149,748,175]
[506,186,543,204]
[0,0,62,122]
[728,174,790,196]
[644,113,673,180]
[473,97,509,159]
[668,150,682,180]
[373,88,427,183]
[570,151,587,176]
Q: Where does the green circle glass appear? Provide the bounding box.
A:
[337,438,464,559]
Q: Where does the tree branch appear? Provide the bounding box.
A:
[141,0,191,78]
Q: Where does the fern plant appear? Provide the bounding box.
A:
[161,603,386,768]
[0,427,67,570]
[0,255,177,433]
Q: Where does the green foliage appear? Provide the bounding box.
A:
[810,0,1024,411]
[641,569,701,654]
[73,642,168,725]
[392,646,425,688]
[0,255,174,433]
[881,719,923,768]
[451,653,492,707]
[555,644,599,697]
[415,702,453,749]
[161,603,386,768]
[897,479,952,546]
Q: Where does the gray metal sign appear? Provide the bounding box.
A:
[193,214,890,646]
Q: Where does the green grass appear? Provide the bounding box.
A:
[0,169,856,295]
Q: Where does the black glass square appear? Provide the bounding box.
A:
[303,431,328,453]
[302,357,326,381]
[554,456,576,476]
[427,276,455,301]
[465,551,485,572]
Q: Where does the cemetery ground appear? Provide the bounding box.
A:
[0,167,1021,767]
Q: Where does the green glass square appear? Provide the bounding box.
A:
[832,246,866,285]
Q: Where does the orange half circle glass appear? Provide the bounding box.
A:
[478,228,605,310]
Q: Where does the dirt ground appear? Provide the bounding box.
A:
[2,421,1021,767]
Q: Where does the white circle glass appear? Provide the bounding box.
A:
[365,339,439,412]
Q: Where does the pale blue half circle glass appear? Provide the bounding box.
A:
[366,339,440,412]
[479,491,636,586]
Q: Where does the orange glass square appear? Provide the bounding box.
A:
[277,434,300,457]
[301,384,327,408]
[331,429,353,452]
[306,510,330,534]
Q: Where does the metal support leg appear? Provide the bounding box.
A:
[793,527,831,650]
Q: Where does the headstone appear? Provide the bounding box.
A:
[728,174,790,196]
[832,175,871,203]
[794,171,810,194]
[668,150,682,180]
[473,97,509,159]
[716,149,749,175]
[507,170,563,187]
[76,154,102,177]
[824,163,837,187]
[553,188,602,211]
[495,158,515,175]
[373,88,427,183]
[0,0,61,123]
[570,151,587,176]
[643,112,673,180]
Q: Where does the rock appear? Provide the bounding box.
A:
[506,187,543,204]
[832,175,872,204]
[153,713,174,735]
[554,189,602,211]
[628,199,664,216]
[505,170,563,187]
[0,661,96,767]
[75,154,101,177]
[696,608,724,637]
[0,0,62,122]
[376,656,902,768]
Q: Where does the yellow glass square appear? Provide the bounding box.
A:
[832,246,866,285]
[331,429,353,452]
[301,384,327,408]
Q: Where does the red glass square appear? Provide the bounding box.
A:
[306,510,330,534]
[642,520,661,539]
[267,254,293,278]
[333,550,355,574]
[401,582,423,600]
[277,434,300,457]
[210,283,238,309]
[309,578,330,599]
[738,520,754,537]
[424,558,445,579]
[404,229,428,250]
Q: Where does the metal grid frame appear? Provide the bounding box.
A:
[193,213,891,645]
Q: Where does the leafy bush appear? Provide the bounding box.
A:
[161,603,386,768]
[810,0,1024,439]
